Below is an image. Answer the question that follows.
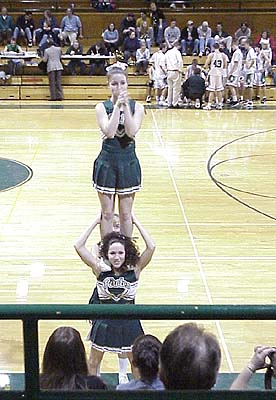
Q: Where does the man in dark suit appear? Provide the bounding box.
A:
[43,39,63,101]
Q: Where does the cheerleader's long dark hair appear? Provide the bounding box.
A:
[99,232,140,272]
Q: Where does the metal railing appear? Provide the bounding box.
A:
[0,304,276,400]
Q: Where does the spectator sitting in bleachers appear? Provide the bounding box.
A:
[212,22,232,52]
[149,2,166,46]
[137,20,153,53]
[197,21,214,57]
[0,7,14,45]
[33,10,60,48]
[59,8,83,46]
[136,10,151,32]
[159,323,221,390]
[164,19,181,49]
[116,334,164,391]
[13,11,35,47]
[66,40,86,75]
[181,20,199,56]
[230,345,276,390]
[120,12,136,43]
[87,41,108,75]
[4,37,23,76]
[234,22,251,42]
[182,67,206,108]
[135,40,150,75]
[102,23,119,54]
[40,326,107,390]
[122,30,140,64]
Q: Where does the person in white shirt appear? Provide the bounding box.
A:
[254,44,271,104]
[203,43,228,110]
[227,40,243,106]
[184,58,203,80]
[163,41,183,107]
[243,39,256,108]
[150,42,167,104]
[135,40,150,75]
[197,21,214,57]
[260,39,272,73]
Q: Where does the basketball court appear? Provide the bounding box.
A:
[1,101,276,378]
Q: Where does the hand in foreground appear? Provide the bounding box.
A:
[247,346,276,372]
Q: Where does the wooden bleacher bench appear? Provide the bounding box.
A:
[1,0,276,12]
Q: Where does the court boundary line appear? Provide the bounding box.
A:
[208,128,276,221]
[5,145,40,224]
[150,109,234,372]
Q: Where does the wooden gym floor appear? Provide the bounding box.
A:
[1,101,276,377]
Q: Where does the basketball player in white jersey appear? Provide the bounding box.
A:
[254,44,271,104]
[203,42,228,110]
[227,40,243,106]
[243,39,256,109]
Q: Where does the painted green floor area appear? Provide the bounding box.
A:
[0,158,33,192]
[0,373,270,391]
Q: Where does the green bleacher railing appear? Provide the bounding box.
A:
[0,304,276,400]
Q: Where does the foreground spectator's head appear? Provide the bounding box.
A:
[159,323,221,390]
[132,334,162,381]
[41,326,88,389]
[86,375,107,390]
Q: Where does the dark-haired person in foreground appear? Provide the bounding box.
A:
[160,323,221,390]
[116,334,164,390]
[74,214,155,378]
[40,326,106,390]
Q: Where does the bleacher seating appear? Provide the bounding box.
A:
[0,1,275,100]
